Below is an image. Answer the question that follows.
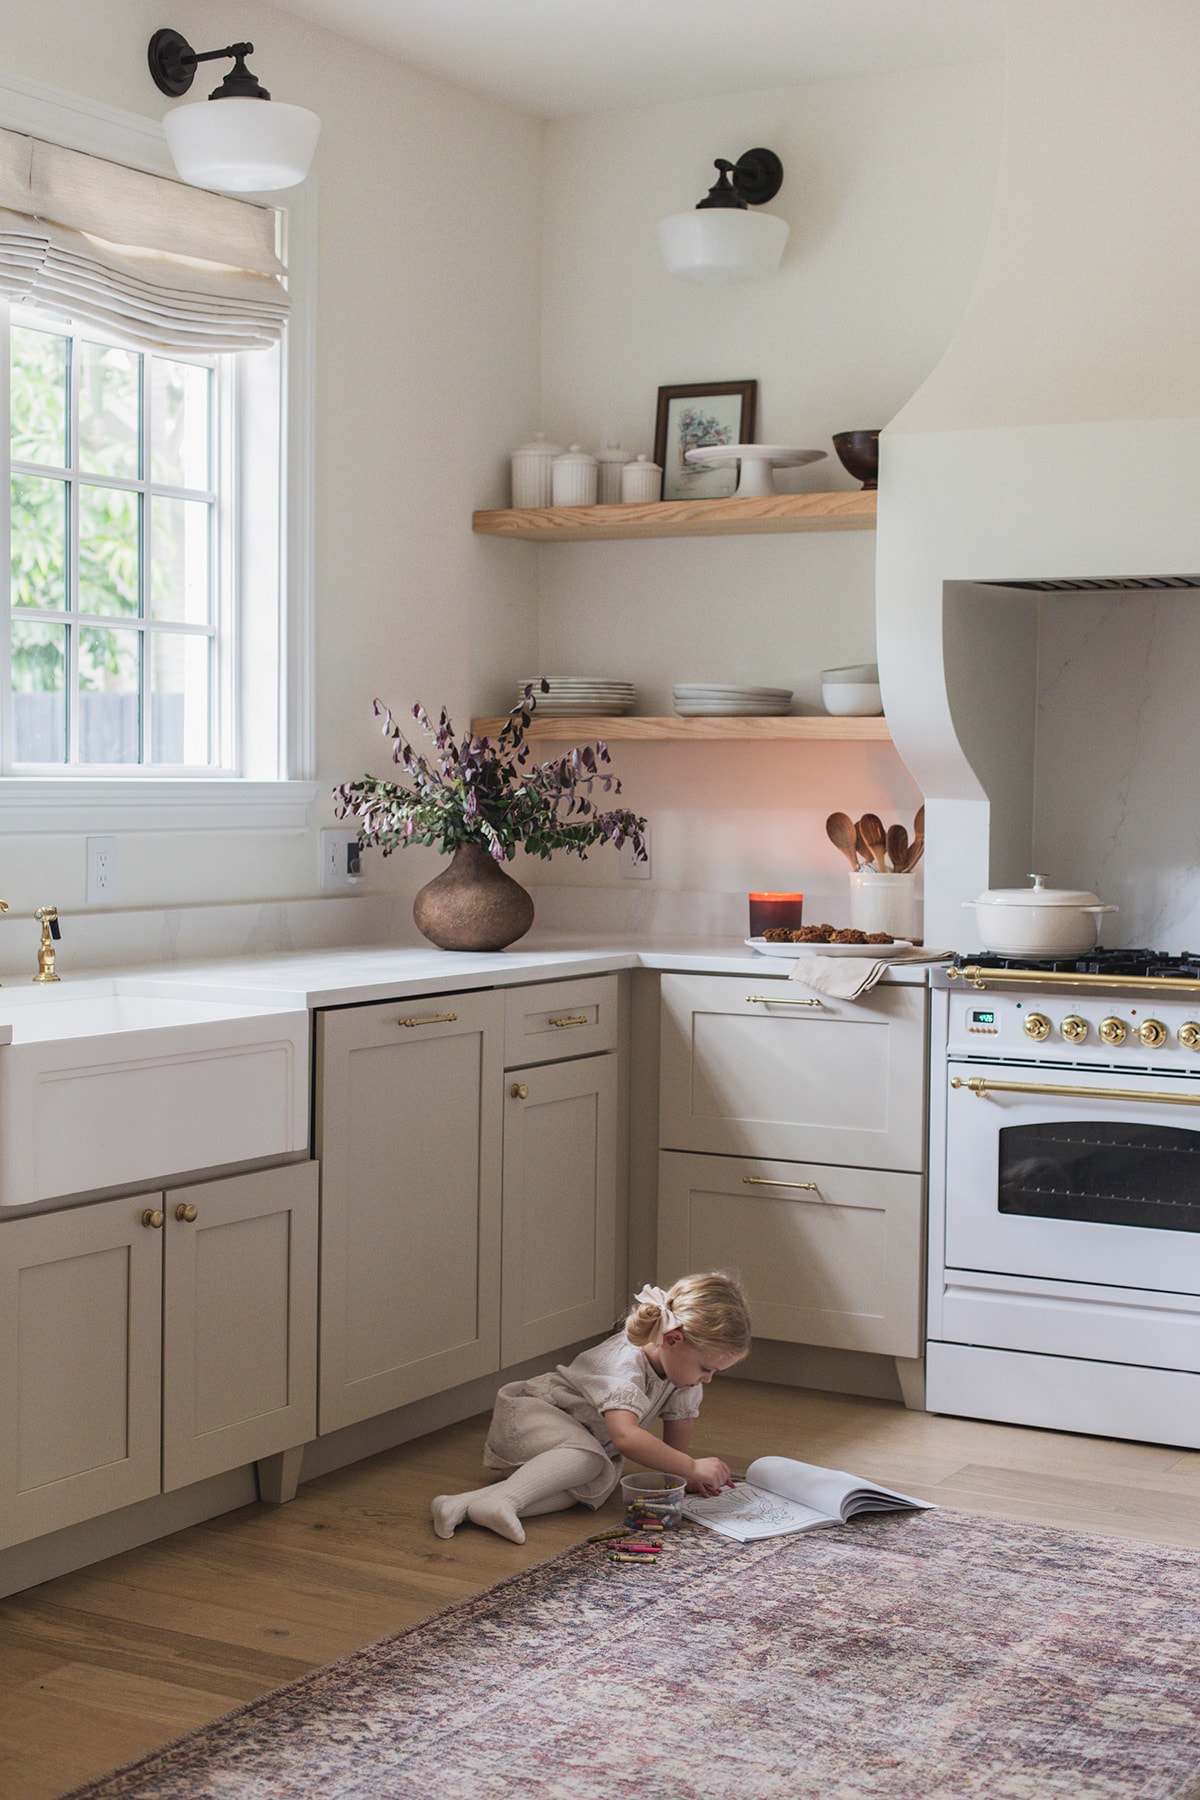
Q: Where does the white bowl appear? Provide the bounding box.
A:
[822,680,882,716]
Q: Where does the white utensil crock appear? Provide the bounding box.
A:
[849,870,916,940]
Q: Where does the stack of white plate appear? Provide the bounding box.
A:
[518,678,636,717]
[672,683,793,717]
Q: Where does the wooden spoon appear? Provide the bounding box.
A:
[857,813,888,873]
[903,837,924,873]
[825,812,861,871]
[914,803,925,839]
[886,823,909,873]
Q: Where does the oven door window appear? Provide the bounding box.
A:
[999,1121,1200,1234]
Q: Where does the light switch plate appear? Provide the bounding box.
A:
[321,828,365,891]
[621,823,651,880]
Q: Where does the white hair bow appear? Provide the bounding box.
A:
[634,1284,680,1345]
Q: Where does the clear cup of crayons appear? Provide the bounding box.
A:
[621,1472,687,1531]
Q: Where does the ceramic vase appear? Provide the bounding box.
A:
[412,841,535,951]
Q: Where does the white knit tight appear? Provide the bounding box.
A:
[431,1447,606,1544]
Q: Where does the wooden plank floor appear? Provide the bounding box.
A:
[3,1380,1199,1800]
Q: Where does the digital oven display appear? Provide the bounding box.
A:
[971,1010,996,1026]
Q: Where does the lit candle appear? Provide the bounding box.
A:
[748,892,804,937]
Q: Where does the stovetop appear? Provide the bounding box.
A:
[955,949,1200,979]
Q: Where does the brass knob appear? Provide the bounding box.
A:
[175,1202,198,1223]
[1178,1021,1200,1050]
[1137,1019,1167,1049]
[1099,1016,1127,1046]
[1060,1015,1088,1044]
[510,1083,529,1100]
[141,1208,164,1229]
[1022,1013,1050,1042]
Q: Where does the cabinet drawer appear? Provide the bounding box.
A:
[504,975,617,1067]
[658,1150,923,1358]
[659,972,927,1171]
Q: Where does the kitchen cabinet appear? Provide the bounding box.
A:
[656,973,928,1380]
[316,990,506,1434]
[0,1160,317,1551]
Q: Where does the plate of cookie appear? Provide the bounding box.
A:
[745,926,912,958]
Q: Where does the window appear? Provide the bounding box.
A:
[8,309,226,768]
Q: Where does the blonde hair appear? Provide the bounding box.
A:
[625,1271,751,1358]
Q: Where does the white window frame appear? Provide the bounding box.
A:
[0,70,315,832]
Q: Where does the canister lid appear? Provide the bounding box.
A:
[512,432,564,458]
[554,445,598,466]
[596,442,632,464]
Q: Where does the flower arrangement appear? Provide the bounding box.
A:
[334,684,648,867]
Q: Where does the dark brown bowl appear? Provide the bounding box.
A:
[832,429,880,489]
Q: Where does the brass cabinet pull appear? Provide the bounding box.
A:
[745,994,823,1008]
[175,1203,198,1223]
[548,1014,589,1028]
[141,1208,164,1229]
[510,1082,529,1100]
[951,1075,1200,1108]
[742,1176,819,1191]
[398,1012,458,1029]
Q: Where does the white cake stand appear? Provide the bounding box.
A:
[684,444,827,498]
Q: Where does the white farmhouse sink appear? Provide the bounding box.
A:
[0,980,309,1207]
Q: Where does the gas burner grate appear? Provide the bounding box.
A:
[956,949,1200,979]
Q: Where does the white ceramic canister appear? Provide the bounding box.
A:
[621,454,662,504]
[596,442,633,504]
[849,870,917,941]
[510,433,563,509]
[551,445,599,507]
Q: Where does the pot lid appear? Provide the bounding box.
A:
[974,872,1104,908]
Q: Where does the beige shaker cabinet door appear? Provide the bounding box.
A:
[659,973,927,1171]
[0,1197,163,1550]
[501,1053,618,1365]
[658,1151,923,1358]
[162,1162,319,1492]
[317,991,505,1433]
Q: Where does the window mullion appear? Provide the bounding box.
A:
[0,301,12,776]
[140,350,149,766]
[66,329,79,767]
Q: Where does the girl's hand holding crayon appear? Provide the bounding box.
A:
[687,1456,733,1496]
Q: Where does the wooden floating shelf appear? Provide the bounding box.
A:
[472,489,877,543]
[471,715,891,743]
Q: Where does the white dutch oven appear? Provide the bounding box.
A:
[966,873,1118,957]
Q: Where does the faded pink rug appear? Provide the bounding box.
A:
[62,1510,1200,1800]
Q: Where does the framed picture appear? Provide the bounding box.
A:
[654,380,757,501]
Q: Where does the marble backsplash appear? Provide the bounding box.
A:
[1033,591,1200,950]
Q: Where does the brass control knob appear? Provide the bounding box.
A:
[141,1208,164,1229]
[1099,1016,1127,1046]
[1137,1019,1168,1049]
[175,1202,198,1223]
[1178,1021,1200,1051]
[510,1083,529,1100]
[1060,1015,1088,1044]
[1022,1012,1051,1042]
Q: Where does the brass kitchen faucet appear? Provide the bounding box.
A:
[34,906,61,984]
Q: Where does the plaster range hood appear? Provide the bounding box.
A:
[875,0,1200,951]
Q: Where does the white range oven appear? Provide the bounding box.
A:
[926,956,1200,1449]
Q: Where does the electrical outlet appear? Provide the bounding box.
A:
[321,828,365,892]
[86,835,117,904]
[621,823,651,881]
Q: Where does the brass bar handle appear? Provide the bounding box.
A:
[743,1176,819,1191]
[175,1203,198,1223]
[745,994,823,1008]
[398,1012,458,1029]
[141,1208,164,1229]
[548,1014,589,1028]
[951,1075,1200,1108]
[949,965,1200,995]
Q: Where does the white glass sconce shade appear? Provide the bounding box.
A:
[656,208,789,284]
[164,97,320,192]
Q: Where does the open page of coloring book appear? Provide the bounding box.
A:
[679,1455,934,1543]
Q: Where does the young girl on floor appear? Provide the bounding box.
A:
[432,1271,751,1544]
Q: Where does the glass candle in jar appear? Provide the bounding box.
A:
[749,892,804,936]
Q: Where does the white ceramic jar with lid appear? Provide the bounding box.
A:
[966,873,1118,957]
[596,443,633,504]
[621,454,661,504]
[510,433,563,509]
[551,445,599,507]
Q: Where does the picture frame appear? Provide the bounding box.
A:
[653,380,757,501]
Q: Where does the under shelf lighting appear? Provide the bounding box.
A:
[148,27,320,192]
[657,148,789,284]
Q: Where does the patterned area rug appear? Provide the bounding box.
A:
[63,1510,1200,1800]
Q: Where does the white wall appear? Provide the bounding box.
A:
[0,0,544,925]
[521,62,1003,922]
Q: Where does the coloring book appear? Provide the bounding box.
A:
[679,1456,934,1543]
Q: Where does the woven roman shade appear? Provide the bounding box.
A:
[0,128,288,352]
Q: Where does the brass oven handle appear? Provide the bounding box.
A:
[548,1014,589,1028]
[951,1075,1200,1108]
[949,965,1200,996]
[398,1012,458,1028]
[745,994,824,1008]
[743,1176,819,1191]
